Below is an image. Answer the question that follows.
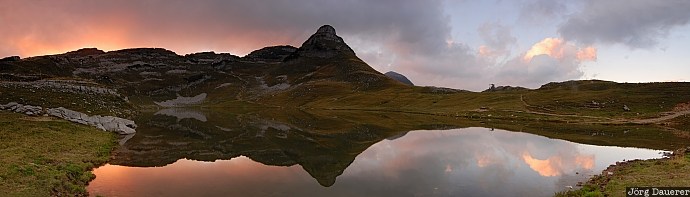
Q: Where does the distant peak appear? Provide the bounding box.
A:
[384,71,414,86]
[316,25,336,35]
[287,25,355,59]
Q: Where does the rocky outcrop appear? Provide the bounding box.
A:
[0,56,21,62]
[0,102,136,134]
[0,80,121,96]
[243,45,297,63]
[0,102,42,116]
[384,71,414,86]
[421,86,466,94]
[46,107,137,134]
[483,85,529,92]
[287,25,356,59]
[65,48,105,57]
[184,52,240,64]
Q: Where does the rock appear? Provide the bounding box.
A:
[243,45,297,62]
[623,105,631,111]
[287,25,356,59]
[45,107,136,134]
[1,102,42,116]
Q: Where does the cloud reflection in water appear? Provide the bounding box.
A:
[89,127,663,197]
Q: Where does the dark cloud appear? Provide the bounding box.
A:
[518,0,569,24]
[559,0,690,48]
[0,0,449,55]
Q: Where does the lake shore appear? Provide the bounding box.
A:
[556,148,690,197]
[0,111,115,196]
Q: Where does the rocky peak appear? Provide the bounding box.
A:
[288,25,355,59]
[316,25,337,35]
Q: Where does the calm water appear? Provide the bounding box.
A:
[87,110,666,197]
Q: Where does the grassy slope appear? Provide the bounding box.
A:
[298,80,690,121]
[0,111,115,196]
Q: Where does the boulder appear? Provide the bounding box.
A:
[1,102,42,116]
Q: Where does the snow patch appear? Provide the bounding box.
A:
[154,93,207,107]
[154,108,208,122]
[215,83,232,89]
[166,69,188,74]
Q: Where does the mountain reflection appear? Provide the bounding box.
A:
[92,109,666,197]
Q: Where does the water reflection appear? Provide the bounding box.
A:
[90,125,665,197]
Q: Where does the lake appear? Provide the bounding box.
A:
[87,109,667,197]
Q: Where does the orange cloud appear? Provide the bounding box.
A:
[14,25,130,57]
[576,47,597,61]
[478,45,493,57]
[475,153,495,167]
[523,37,597,62]
[521,152,594,177]
[523,38,566,62]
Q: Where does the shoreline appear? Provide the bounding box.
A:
[557,148,690,197]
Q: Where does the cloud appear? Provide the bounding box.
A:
[497,37,596,87]
[521,151,594,177]
[477,22,517,58]
[559,0,690,48]
[518,0,570,24]
[523,37,596,62]
[0,0,450,56]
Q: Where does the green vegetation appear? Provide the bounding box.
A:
[555,185,604,197]
[556,149,690,197]
[0,111,115,196]
[298,80,690,121]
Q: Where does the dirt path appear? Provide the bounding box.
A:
[631,110,690,124]
[518,95,613,120]
[519,95,690,124]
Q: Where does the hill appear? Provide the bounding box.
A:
[384,71,414,86]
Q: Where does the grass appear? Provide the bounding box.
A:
[601,150,690,197]
[556,149,690,197]
[555,185,604,197]
[292,80,690,122]
[0,111,116,196]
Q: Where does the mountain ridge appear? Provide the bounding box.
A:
[2,25,690,130]
[0,25,404,111]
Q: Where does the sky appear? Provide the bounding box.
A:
[1,0,690,91]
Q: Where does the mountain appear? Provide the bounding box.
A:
[0,25,404,114]
[384,71,414,86]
